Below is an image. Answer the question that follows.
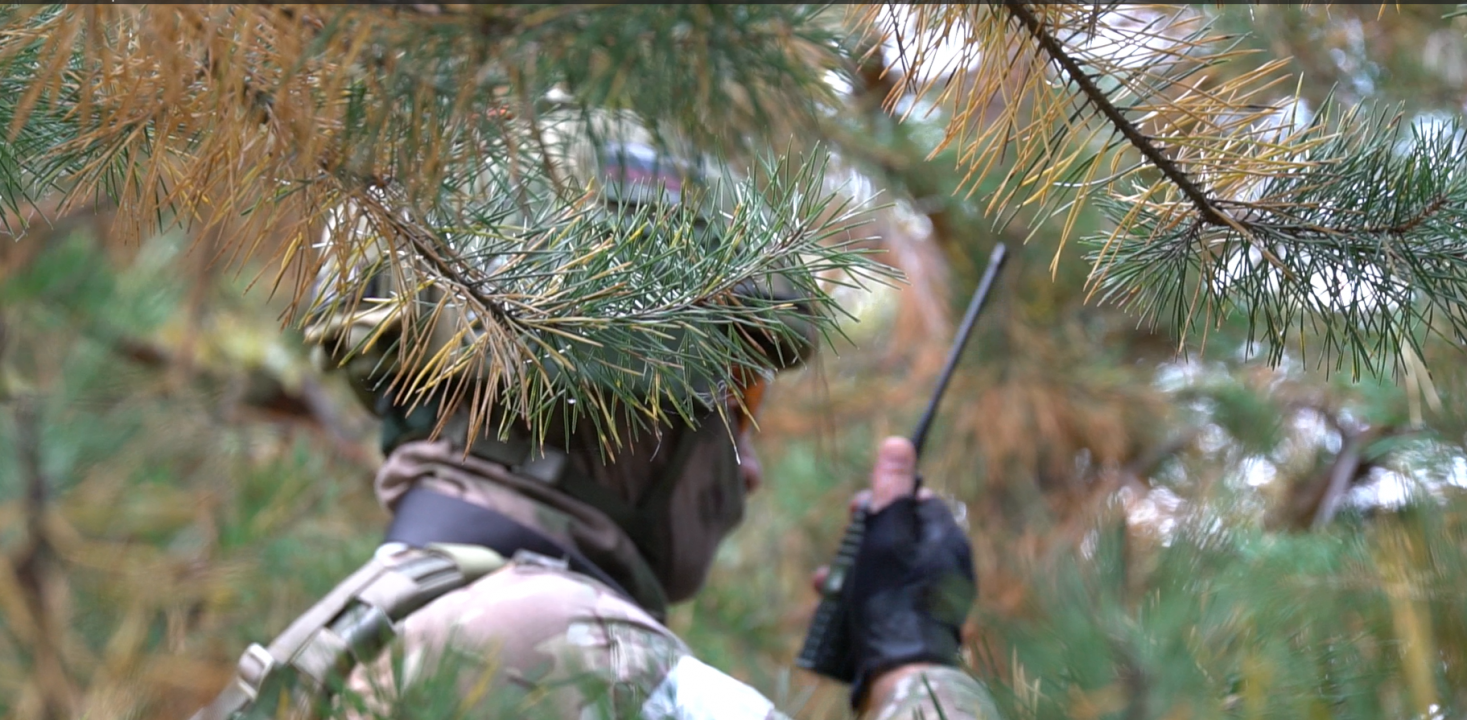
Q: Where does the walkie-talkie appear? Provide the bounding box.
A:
[796,243,1008,682]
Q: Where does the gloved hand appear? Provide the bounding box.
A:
[842,438,976,709]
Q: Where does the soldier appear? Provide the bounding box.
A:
[193,112,1001,720]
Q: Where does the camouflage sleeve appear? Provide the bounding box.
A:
[535,613,790,720]
[867,666,1004,720]
[638,655,789,720]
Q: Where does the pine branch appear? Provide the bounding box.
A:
[308,149,894,444]
[1088,107,1467,378]
[868,3,1317,250]
[875,3,1467,377]
[1310,428,1374,531]
[0,4,882,447]
[1001,0,1223,227]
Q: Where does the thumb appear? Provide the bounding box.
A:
[869,436,917,512]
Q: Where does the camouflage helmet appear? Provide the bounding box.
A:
[551,108,714,209]
[305,106,817,430]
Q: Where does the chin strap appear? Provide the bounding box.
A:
[189,543,507,720]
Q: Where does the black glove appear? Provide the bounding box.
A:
[844,495,976,708]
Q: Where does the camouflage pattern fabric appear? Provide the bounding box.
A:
[342,560,997,720]
[870,666,1003,720]
[340,441,999,720]
[342,560,715,720]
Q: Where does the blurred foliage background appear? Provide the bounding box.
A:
[9,4,1467,720]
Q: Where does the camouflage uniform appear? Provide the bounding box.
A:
[335,438,1000,720]
[280,111,1002,720]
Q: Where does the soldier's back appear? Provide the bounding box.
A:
[344,558,782,720]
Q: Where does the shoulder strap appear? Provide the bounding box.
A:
[190,543,507,720]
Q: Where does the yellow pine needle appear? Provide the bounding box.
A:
[865,0,1340,305]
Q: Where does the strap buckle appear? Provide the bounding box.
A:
[512,548,571,571]
[238,643,275,689]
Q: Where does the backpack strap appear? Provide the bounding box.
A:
[190,543,507,720]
